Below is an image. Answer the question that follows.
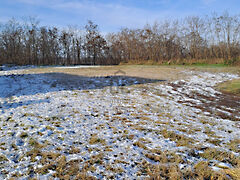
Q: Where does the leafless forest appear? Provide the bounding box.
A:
[0,12,240,66]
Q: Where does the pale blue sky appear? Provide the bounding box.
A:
[0,0,239,32]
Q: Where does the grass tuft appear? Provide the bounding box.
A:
[89,134,106,145]
[217,79,240,96]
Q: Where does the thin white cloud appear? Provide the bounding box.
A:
[13,0,46,6]
[10,0,189,31]
[202,0,217,5]
[50,1,175,29]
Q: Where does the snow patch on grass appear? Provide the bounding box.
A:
[0,68,239,179]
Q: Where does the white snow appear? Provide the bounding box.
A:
[0,67,239,179]
[55,65,101,69]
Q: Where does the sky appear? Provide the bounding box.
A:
[0,0,239,32]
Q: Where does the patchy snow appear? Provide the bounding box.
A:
[0,68,239,179]
[55,65,101,69]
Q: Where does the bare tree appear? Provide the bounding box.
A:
[84,20,108,65]
[0,13,239,66]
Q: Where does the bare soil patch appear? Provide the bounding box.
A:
[169,81,240,121]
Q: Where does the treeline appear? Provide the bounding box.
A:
[0,18,111,65]
[0,12,240,66]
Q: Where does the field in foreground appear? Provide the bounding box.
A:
[0,65,240,179]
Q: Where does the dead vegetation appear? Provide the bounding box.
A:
[89,134,106,145]
[199,147,240,167]
[1,66,239,179]
[160,129,195,147]
[13,139,96,179]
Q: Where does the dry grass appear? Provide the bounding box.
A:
[89,134,106,145]
[3,65,240,179]
[23,65,185,82]
[133,140,149,150]
[199,147,240,167]
[19,139,96,179]
[144,160,235,180]
[225,168,240,179]
[0,155,8,162]
[227,139,240,153]
[160,129,194,147]
[19,132,28,138]
[193,161,227,180]
[140,141,240,179]
[25,65,240,82]
[105,164,125,174]
[217,79,240,96]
